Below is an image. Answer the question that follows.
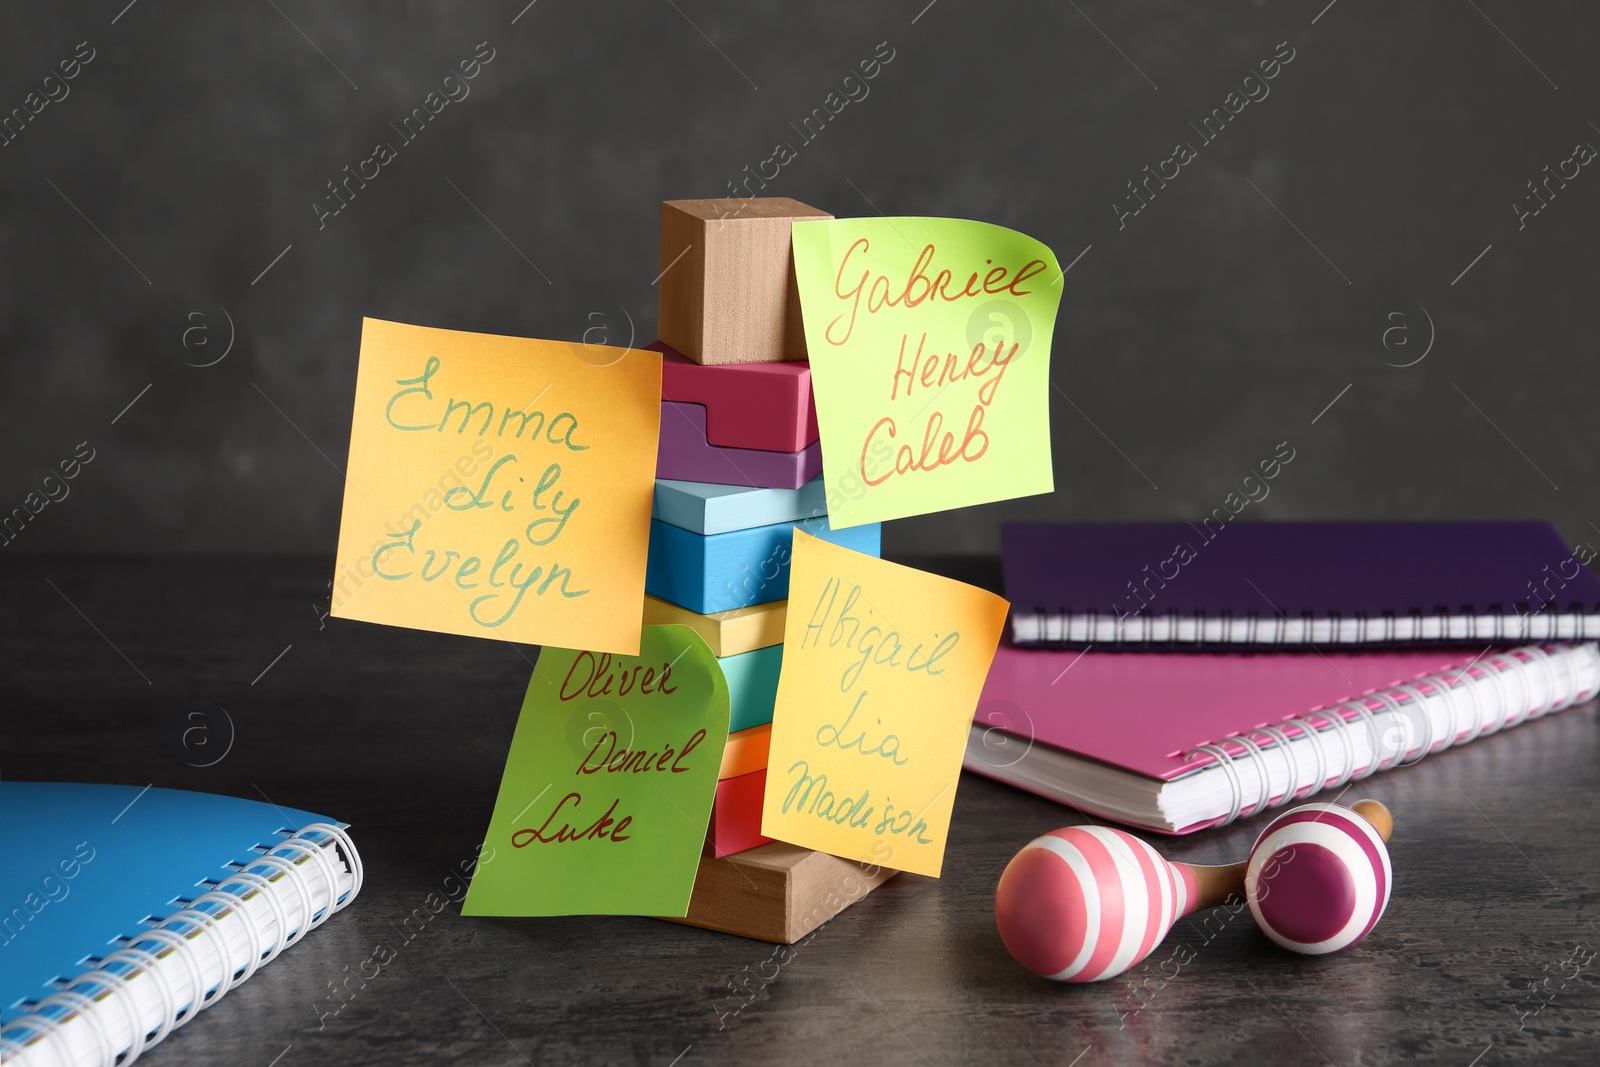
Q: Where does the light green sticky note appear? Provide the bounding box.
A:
[462,624,729,917]
[792,218,1063,529]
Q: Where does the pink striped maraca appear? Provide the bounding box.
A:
[995,800,1395,981]
[1245,800,1393,955]
[994,825,1212,983]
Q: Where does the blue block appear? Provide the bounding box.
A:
[646,514,882,613]
[721,644,784,732]
[653,476,826,536]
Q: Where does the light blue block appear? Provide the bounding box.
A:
[645,513,882,613]
[720,644,783,732]
[652,476,826,536]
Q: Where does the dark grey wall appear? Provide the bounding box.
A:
[3,1,1596,558]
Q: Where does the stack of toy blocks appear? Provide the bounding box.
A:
[645,198,883,875]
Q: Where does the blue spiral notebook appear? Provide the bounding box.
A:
[1,782,363,1067]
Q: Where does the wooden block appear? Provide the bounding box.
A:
[653,476,825,536]
[720,723,770,780]
[659,401,821,490]
[663,841,898,943]
[644,515,882,614]
[640,595,787,657]
[651,342,819,451]
[657,198,833,365]
[705,768,774,858]
[720,644,783,732]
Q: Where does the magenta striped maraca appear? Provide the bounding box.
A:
[995,825,1202,983]
[1245,801,1393,955]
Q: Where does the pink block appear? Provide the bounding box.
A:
[651,341,819,452]
[706,768,774,858]
[658,401,822,490]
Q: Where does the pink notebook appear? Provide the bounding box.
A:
[965,641,1600,833]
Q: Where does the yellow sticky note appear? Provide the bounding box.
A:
[791,218,1062,529]
[331,317,661,654]
[760,530,1009,876]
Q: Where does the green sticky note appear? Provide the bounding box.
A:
[462,624,730,917]
[792,218,1063,529]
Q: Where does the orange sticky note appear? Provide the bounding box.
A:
[331,317,661,653]
[760,530,1009,876]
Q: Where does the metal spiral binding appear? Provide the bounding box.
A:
[1189,741,1246,825]
[1479,653,1520,735]
[1254,724,1300,800]
[1391,684,1435,764]
[1179,644,1600,827]
[1026,600,1600,647]
[0,823,360,1067]
[1453,662,1490,745]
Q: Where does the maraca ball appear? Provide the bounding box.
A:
[996,826,1195,982]
[1246,803,1391,955]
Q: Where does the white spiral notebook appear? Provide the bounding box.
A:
[1,783,363,1067]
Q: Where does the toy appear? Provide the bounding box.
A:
[995,800,1394,980]
[1245,800,1393,955]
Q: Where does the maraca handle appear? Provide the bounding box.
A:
[1189,860,1247,911]
[1350,799,1393,842]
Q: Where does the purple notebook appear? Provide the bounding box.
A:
[1002,521,1600,648]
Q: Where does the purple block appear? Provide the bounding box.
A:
[657,400,822,490]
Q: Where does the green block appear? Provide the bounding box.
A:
[721,643,783,732]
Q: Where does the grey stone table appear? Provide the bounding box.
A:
[3,556,1597,1066]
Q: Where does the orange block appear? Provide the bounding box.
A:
[719,722,770,779]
